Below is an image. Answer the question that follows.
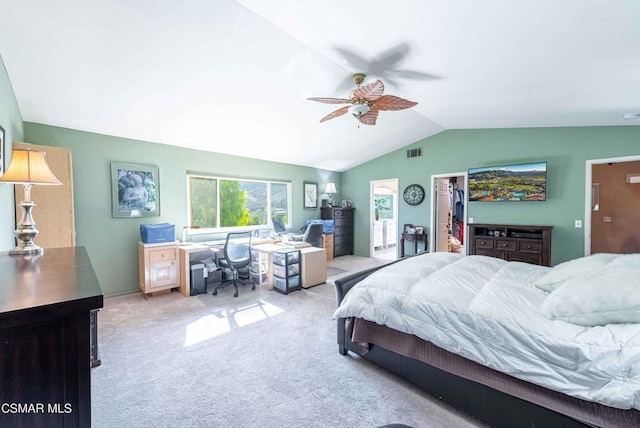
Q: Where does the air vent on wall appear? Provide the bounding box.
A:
[407,148,422,159]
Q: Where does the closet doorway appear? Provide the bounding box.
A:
[370,179,399,260]
[429,172,467,254]
[585,155,640,255]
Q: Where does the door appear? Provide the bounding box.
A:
[13,142,76,248]
[370,179,399,260]
[430,172,467,254]
[586,157,640,254]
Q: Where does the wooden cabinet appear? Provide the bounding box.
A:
[321,207,354,257]
[468,224,552,266]
[0,247,103,428]
[323,233,334,261]
[138,241,180,294]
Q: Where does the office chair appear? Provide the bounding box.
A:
[213,231,254,298]
[303,223,324,248]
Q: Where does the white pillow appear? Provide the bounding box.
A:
[540,266,640,326]
[534,253,619,292]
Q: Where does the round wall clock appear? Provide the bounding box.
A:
[403,184,425,206]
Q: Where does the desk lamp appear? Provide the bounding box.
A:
[324,182,337,206]
[0,148,62,255]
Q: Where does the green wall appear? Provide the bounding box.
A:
[0,55,24,251]
[342,127,640,265]
[25,122,340,296]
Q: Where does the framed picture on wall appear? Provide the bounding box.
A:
[304,182,317,209]
[0,125,5,175]
[111,162,160,218]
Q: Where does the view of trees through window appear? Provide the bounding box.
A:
[189,175,290,229]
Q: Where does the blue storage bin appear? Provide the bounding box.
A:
[305,219,334,234]
[140,223,175,244]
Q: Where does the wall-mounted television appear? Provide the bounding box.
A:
[468,161,547,202]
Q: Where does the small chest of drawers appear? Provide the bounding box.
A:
[321,207,355,257]
[468,224,552,266]
[138,241,180,294]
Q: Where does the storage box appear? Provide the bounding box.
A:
[140,223,175,244]
[272,263,299,278]
[273,248,300,265]
[273,275,300,292]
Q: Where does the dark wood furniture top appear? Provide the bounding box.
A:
[400,233,428,257]
[468,223,553,266]
[0,247,104,428]
[321,207,354,257]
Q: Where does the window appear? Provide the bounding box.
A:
[188,174,291,231]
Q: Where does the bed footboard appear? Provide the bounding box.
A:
[334,259,400,355]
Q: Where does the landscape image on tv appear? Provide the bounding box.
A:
[468,162,547,202]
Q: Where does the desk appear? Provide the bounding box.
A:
[400,233,428,257]
[179,239,309,294]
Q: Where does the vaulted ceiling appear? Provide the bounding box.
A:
[1,1,639,171]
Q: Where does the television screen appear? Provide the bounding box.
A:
[468,161,547,202]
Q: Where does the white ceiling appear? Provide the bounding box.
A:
[1,1,639,171]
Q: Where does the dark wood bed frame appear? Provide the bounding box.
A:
[334,260,626,428]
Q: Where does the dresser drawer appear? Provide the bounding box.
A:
[475,248,500,258]
[334,235,353,246]
[495,240,517,252]
[334,245,352,256]
[332,209,353,218]
[506,252,541,265]
[334,217,353,227]
[474,238,494,249]
[149,248,176,264]
[519,240,542,253]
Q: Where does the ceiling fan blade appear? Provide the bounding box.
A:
[332,46,370,71]
[353,80,384,101]
[374,95,417,111]
[307,97,352,104]
[392,69,440,81]
[320,106,350,123]
[358,108,379,126]
[369,42,410,75]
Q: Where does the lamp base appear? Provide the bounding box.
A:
[9,243,44,255]
[10,201,44,256]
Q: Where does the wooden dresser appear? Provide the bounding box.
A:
[321,207,355,257]
[468,224,553,266]
[0,247,104,427]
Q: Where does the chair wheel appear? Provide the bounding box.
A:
[233,291,238,297]
[212,290,217,295]
[252,285,256,290]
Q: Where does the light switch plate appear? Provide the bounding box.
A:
[574,220,582,228]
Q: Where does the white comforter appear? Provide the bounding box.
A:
[333,253,640,410]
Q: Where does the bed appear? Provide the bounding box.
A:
[333,252,640,428]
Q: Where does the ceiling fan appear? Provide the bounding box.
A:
[307,73,417,126]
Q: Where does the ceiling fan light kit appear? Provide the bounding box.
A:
[308,73,417,126]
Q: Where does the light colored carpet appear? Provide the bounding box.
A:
[91,256,486,428]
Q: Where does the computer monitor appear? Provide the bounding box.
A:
[272,217,286,234]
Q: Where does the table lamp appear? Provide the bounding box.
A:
[324,182,337,206]
[0,148,62,255]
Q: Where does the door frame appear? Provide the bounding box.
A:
[429,171,468,254]
[584,154,640,255]
[370,178,399,257]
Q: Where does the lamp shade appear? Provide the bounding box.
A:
[0,148,62,185]
[348,104,370,118]
[324,182,337,194]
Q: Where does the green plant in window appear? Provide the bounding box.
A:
[220,180,250,227]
